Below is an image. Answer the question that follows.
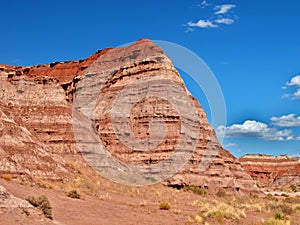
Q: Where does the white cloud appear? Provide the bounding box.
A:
[187,19,218,28]
[199,0,209,8]
[225,142,239,147]
[214,4,236,14]
[186,3,237,31]
[215,18,234,25]
[282,75,300,99]
[282,93,290,99]
[294,89,300,98]
[271,114,300,127]
[184,27,195,33]
[216,120,295,141]
[286,75,300,86]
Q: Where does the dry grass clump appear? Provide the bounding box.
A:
[216,189,227,198]
[186,215,204,224]
[193,200,246,220]
[266,203,294,215]
[203,202,246,220]
[159,201,171,210]
[283,196,300,204]
[183,185,207,196]
[25,195,53,219]
[241,202,264,212]
[290,185,300,192]
[273,210,286,220]
[1,174,12,181]
[263,218,290,225]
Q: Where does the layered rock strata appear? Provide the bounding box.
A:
[239,154,300,187]
[0,39,259,193]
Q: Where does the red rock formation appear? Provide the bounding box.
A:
[239,154,300,187]
[0,39,259,194]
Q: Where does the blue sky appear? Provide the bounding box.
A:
[1,0,299,157]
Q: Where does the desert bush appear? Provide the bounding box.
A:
[159,201,171,210]
[67,190,80,199]
[266,203,293,215]
[273,211,286,220]
[281,193,289,198]
[279,204,293,215]
[183,185,207,196]
[295,205,300,211]
[290,185,300,192]
[1,174,12,181]
[216,189,226,198]
[263,218,286,225]
[250,193,259,199]
[266,193,278,201]
[25,195,52,219]
[284,196,300,204]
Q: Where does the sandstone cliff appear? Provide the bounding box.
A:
[0,39,259,194]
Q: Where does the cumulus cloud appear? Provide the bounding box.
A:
[282,75,300,99]
[225,142,239,147]
[286,75,300,86]
[214,4,236,14]
[215,18,234,25]
[271,114,300,127]
[216,120,295,141]
[187,20,218,28]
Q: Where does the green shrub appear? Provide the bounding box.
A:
[183,185,207,196]
[25,195,52,219]
[67,190,80,199]
[159,202,171,210]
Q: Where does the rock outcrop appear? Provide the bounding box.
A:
[0,185,55,225]
[239,154,300,187]
[0,39,259,194]
[0,185,31,208]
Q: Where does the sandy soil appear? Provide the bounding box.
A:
[1,179,299,225]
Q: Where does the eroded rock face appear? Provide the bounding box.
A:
[0,102,69,182]
[0,39,259,193]
[239,154,300,187]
